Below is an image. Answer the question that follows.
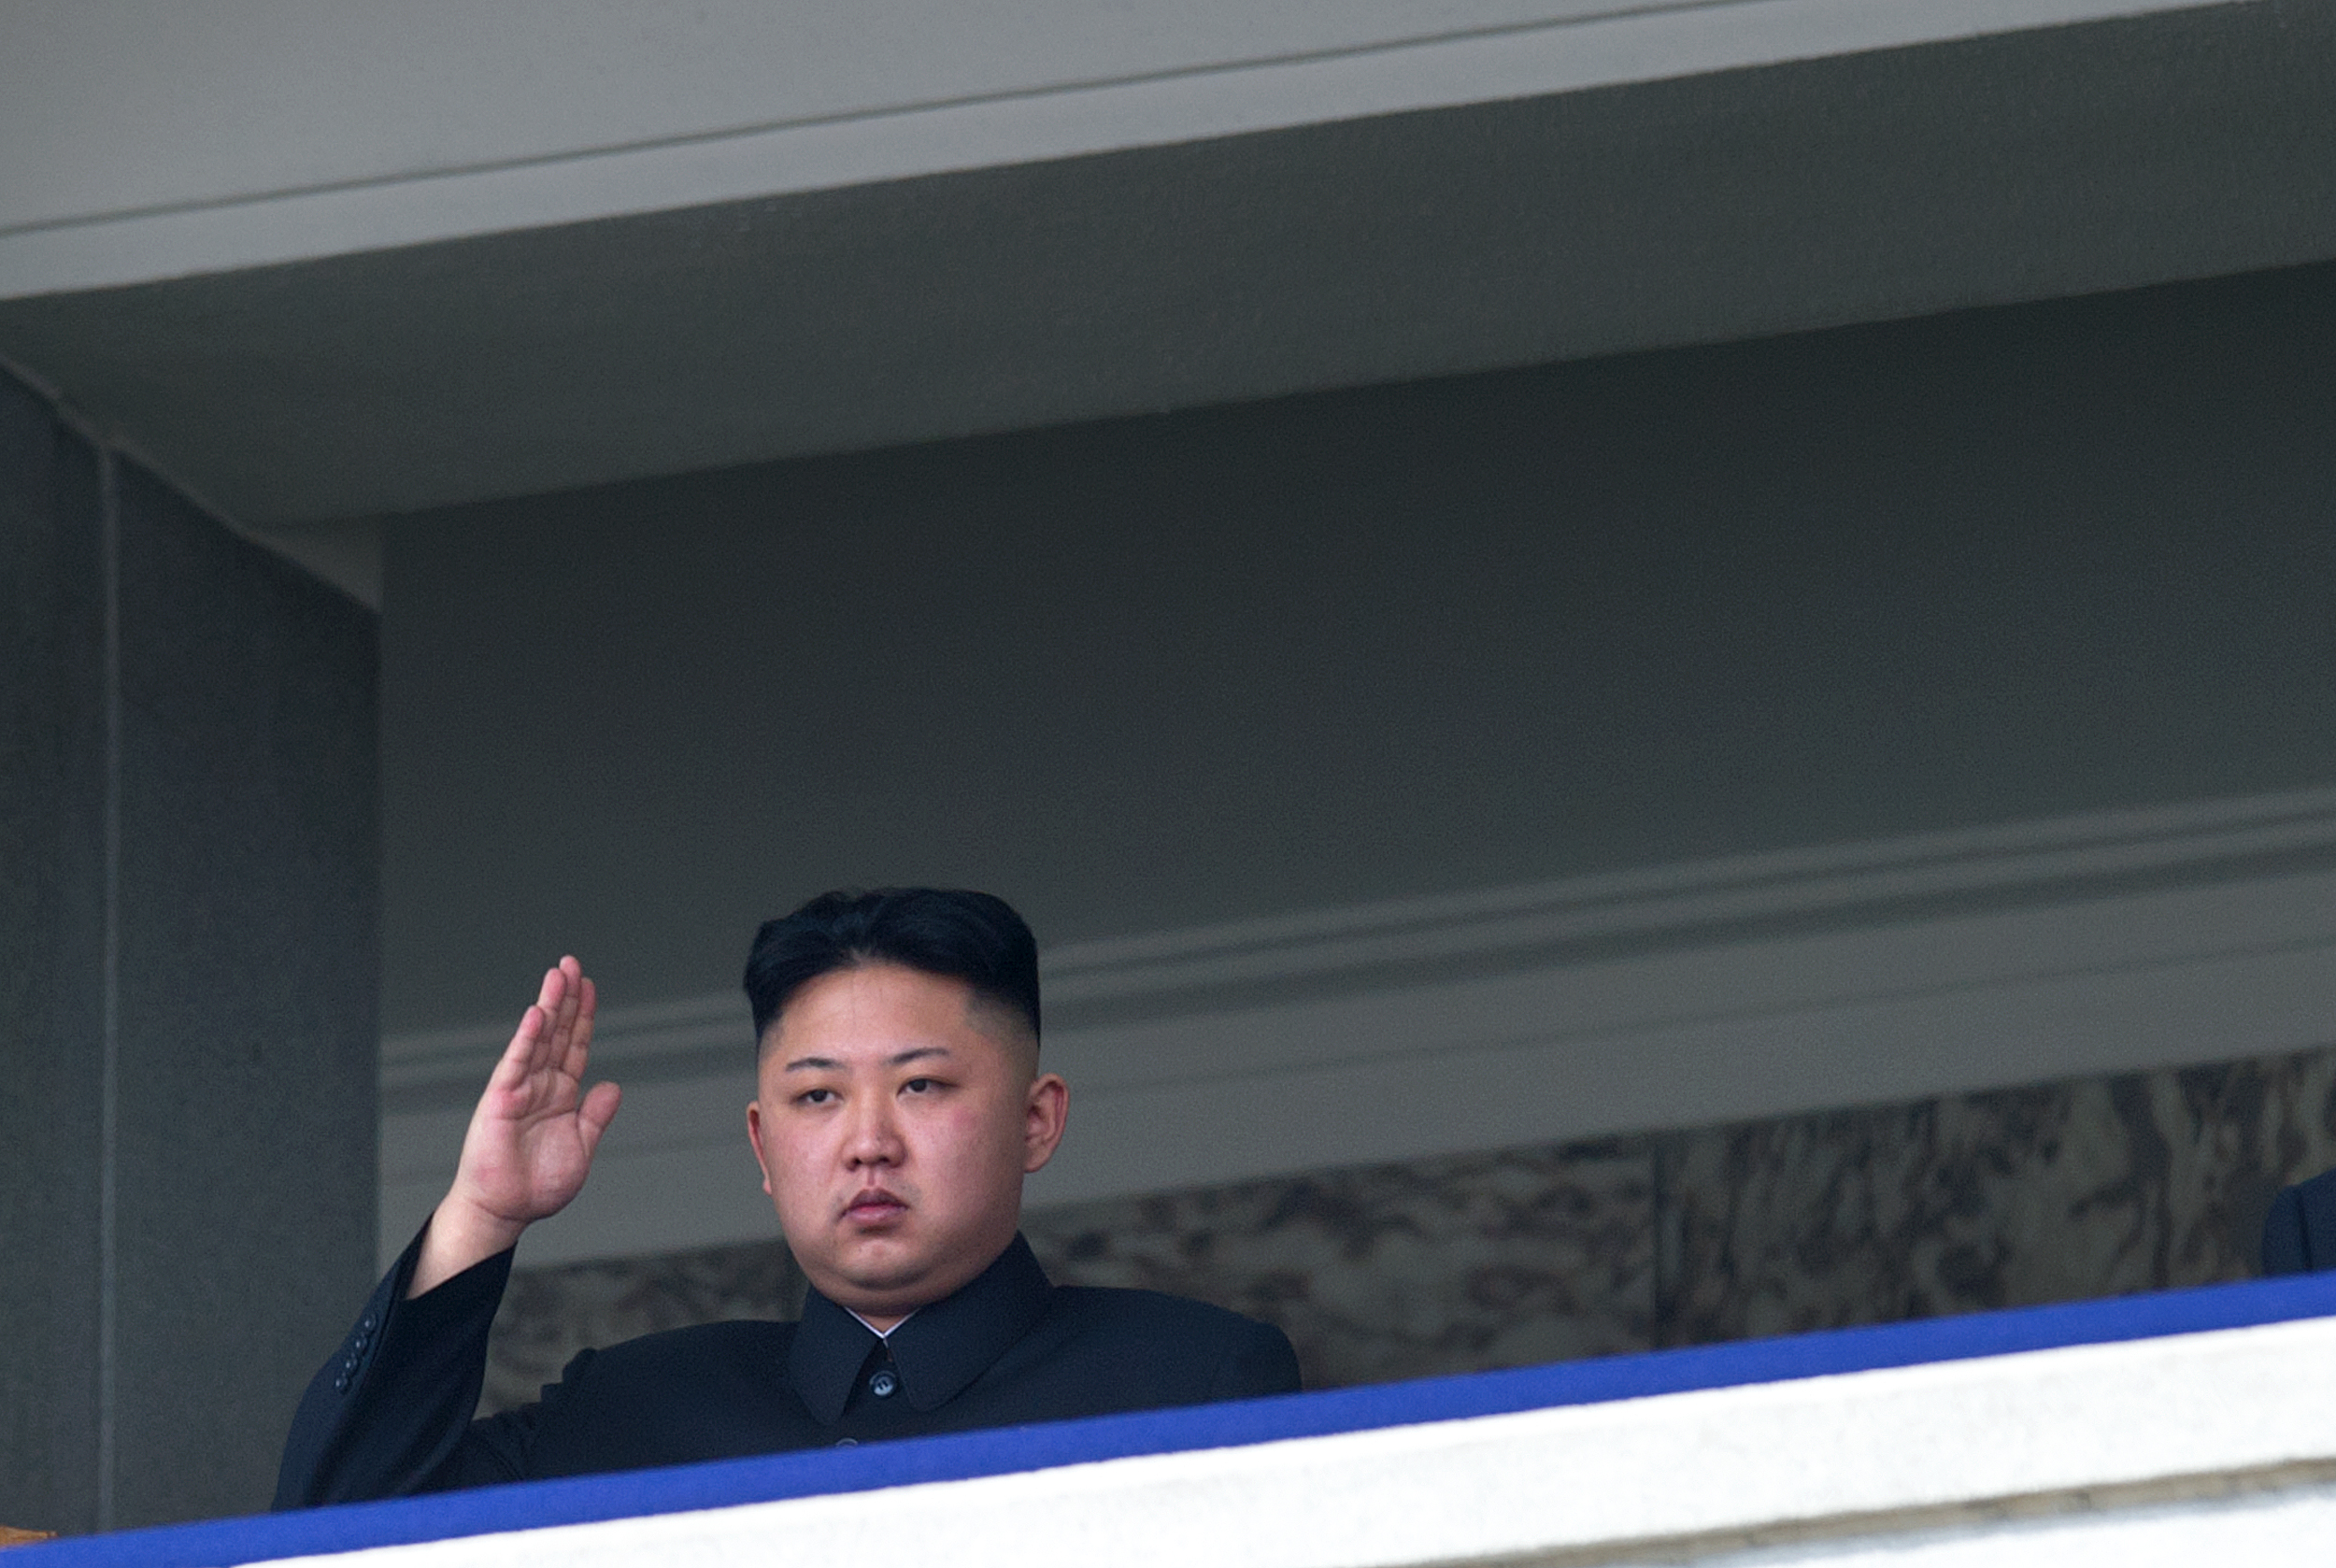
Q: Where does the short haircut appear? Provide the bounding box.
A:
[742,888,1041,1055]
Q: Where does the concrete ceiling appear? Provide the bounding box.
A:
[0,0,2329,536]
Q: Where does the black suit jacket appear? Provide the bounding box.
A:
[2261,1167,2336,1276]
[276,1231,1301,1507]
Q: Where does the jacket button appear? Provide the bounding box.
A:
[868,1369,898,1399]
[361,1314,377,1333]
[333,1374,349,1392]
[833,1437,858,1447]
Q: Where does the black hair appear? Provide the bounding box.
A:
[742,887,1041,1053]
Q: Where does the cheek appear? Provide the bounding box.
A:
[919,1098,1025,1175]
[758,1119,826,1188]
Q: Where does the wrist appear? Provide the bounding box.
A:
[408,1192,527,1298]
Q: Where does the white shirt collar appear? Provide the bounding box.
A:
[849,1307,918,1341]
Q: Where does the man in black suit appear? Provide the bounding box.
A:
[2262,1166,2336,1276]
[277,890,1300,1505]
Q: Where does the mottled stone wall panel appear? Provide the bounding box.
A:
[1656,1046,2336,1347]
[487,1039,2336,1401]
[2159,1052,2336,1279]
[1020,1139,1654,1390]
[1659,1081,2110,1344]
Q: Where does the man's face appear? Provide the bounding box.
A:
[746,963,1067,1326]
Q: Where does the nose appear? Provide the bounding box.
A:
[842,1090,904,1170]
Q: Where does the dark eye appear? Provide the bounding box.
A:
[903,1077,937,1094]
[797,1087,836,1105]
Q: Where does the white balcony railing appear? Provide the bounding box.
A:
[30,1269,2336,1567]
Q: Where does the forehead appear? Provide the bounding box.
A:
[761,963,1013,1064]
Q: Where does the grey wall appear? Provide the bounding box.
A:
[381,259,2336,1038]
[0,368,379,1532]
[2,348,107,1535]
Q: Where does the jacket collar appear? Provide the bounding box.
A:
[789,1233,1053,1424]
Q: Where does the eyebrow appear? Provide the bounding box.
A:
[782,1046,953,1073]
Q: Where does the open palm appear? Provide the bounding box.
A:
[456,957,621,1224]
[410,957,621,1296]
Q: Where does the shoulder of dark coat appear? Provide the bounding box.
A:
[553,1318,797,1383]
[1047,1284,1284,1342]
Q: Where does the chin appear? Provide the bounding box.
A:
[830,1243,933,1295]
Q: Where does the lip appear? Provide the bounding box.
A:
[844,1188,909,1224]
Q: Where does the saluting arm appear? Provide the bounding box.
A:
[276,958,621,1507]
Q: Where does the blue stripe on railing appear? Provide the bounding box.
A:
[28,1268,2336,1568]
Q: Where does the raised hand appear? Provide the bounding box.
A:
[408,957,622,1297]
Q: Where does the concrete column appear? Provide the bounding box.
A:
[0,366,378,1532]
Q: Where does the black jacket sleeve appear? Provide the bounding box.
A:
[274,1227,545,1507]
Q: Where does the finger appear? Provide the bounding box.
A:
[486,1003,548,1095]
[577,1081,622,1161]
[561,975,598,1080]
[535,961,566,1017]
[547,955,585,1055]
[526,964,568,1076]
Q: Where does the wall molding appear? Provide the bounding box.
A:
[381,787,2336,1266]
[1041,784,2336,1006]
[384,784,2336,1089]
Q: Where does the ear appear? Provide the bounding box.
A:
[1021,1073,1069,1174]
[746,1100,775,1196]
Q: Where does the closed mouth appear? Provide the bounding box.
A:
[845,1189,908,1222]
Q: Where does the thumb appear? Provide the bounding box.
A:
[577,1080,622,1161]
